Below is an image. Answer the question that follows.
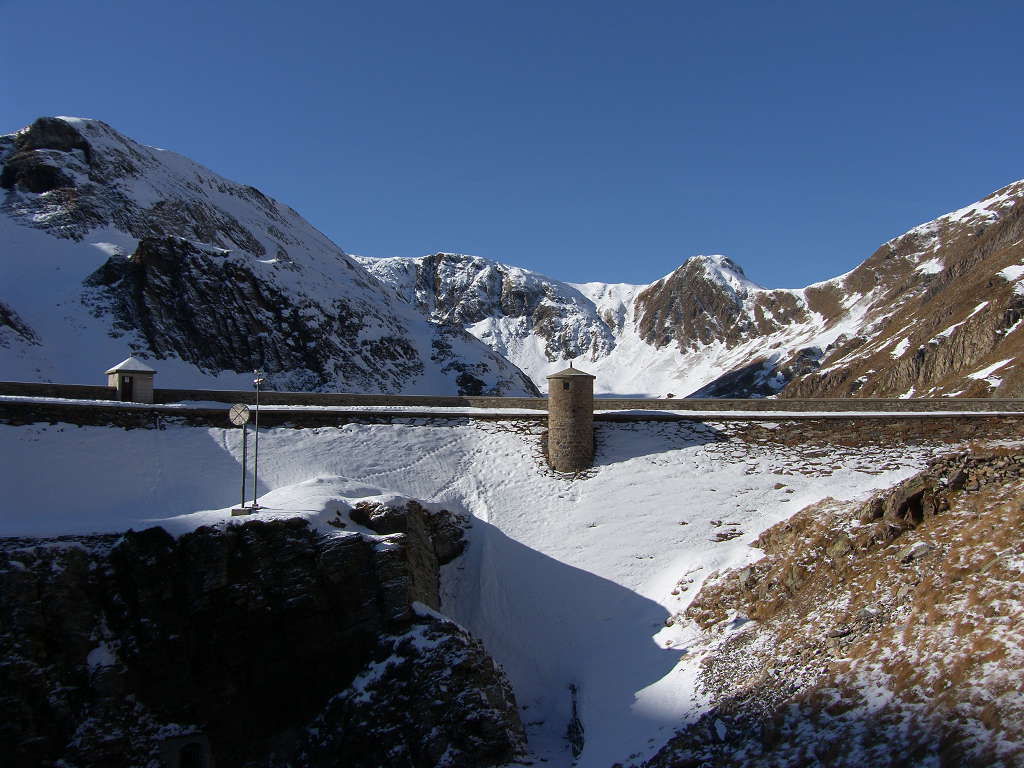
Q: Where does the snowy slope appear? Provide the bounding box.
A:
[0,413,960,765]
[0,117,537,395]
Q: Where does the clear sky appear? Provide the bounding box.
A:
[3,0,1022,288]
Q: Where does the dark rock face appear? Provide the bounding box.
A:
[689,348,822,399]
[0,117,91,193]
[0,509,522,768]
[293,612,527,768]
[78,236,538,395]
[83,236,423,390]
[0,300,40,347]
[351,499,467,619]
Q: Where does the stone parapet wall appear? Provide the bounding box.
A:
[1,381,1021,413]
[0,381,117,400]
[593,397,1024,412]
[2,401,1020,448]
[152,388,549,409]
[714,414,1024,446]
[0,401,547,430]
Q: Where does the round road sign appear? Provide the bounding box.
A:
[229,403,251,426]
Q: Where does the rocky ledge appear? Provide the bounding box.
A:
[0,501,525,768]
[642,450,1024,768]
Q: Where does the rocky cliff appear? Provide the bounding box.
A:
[642,449,1024,767]
[0,117,538,396]
[357,252,617,375]
[0,501,525,768]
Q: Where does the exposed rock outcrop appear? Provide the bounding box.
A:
[82,236,427,391]
[0,504,523,768]
[634,255,809,351]
[780,181,1024,399]
[358,252,617,365]
[643,451,1024,768]
[293,609,527,768]
[0,300,39,347]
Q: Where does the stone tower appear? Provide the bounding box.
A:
[546,364,596,471]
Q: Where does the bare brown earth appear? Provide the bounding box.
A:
[639,446,1024,768]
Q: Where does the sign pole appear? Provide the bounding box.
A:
[229,403,253,516]
[252,371,265,510]
[240,421,248,508]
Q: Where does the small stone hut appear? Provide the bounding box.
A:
[105,356,156,403]
[546,363,595,471]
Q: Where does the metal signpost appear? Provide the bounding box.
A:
[229,403,251,516]
[251,371,265,510]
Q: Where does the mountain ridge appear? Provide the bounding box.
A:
[360,179,1024,398]
[4,115,1022,400]
[0,117,538,396]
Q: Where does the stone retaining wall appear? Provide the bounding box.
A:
[0,382,117,400]
[594,397,1024,412]
[152,388,548,409]
[718,414,1024,446]
[0,401,547,430]
[2,400,1021,448]
[2,380,1022,413]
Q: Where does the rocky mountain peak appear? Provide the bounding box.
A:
[686,253,761,297]
[0,117,538,395]
[634,255,765,351]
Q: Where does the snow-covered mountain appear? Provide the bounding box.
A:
[4,115,1021,400]
[355,250,855,396]
[360,181,1024,398]
[0,117,538,395]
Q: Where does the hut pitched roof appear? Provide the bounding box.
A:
[105,356,156,374]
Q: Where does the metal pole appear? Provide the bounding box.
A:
[252,371,263,509]
[240,422,248,509]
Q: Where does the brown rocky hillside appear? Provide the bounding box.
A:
[640,448,1024,768]
[779,181,1024,398]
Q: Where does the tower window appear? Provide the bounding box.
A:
[563,381,570,390]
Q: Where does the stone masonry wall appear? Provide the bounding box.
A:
[3,381,1023,413]
[547,379,595,472]
[0,381,117,400]
[1,400,1023,447]
[715,414,1024,447]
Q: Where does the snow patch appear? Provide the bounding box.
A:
[915,258,944,275]
[967,358,1013,385]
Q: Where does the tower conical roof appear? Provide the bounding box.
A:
[546,363,595,379]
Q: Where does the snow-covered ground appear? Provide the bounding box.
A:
[0,416,954,765]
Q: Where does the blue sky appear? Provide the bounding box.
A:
[3,0,1022,287]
